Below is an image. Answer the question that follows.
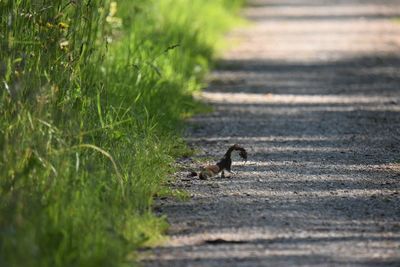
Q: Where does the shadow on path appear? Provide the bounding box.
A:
[143,0,400,266]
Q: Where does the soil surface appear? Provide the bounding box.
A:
[143,0,400,266]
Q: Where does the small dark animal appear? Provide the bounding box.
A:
[198,144,247,180]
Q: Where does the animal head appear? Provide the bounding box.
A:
[199,172,207,180]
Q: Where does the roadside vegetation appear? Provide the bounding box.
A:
[0,0,243,266]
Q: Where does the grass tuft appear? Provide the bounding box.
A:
[0,0,244,266]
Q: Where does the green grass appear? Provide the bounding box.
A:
[0,0,243,266]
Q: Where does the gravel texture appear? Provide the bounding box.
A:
[142,0,400,266]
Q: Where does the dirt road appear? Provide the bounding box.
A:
[144,0,400,266]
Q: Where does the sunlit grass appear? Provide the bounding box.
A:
[0,0,243,266]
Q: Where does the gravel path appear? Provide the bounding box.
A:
[143,0,400,266]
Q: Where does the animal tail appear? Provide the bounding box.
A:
[225,144,248,161]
